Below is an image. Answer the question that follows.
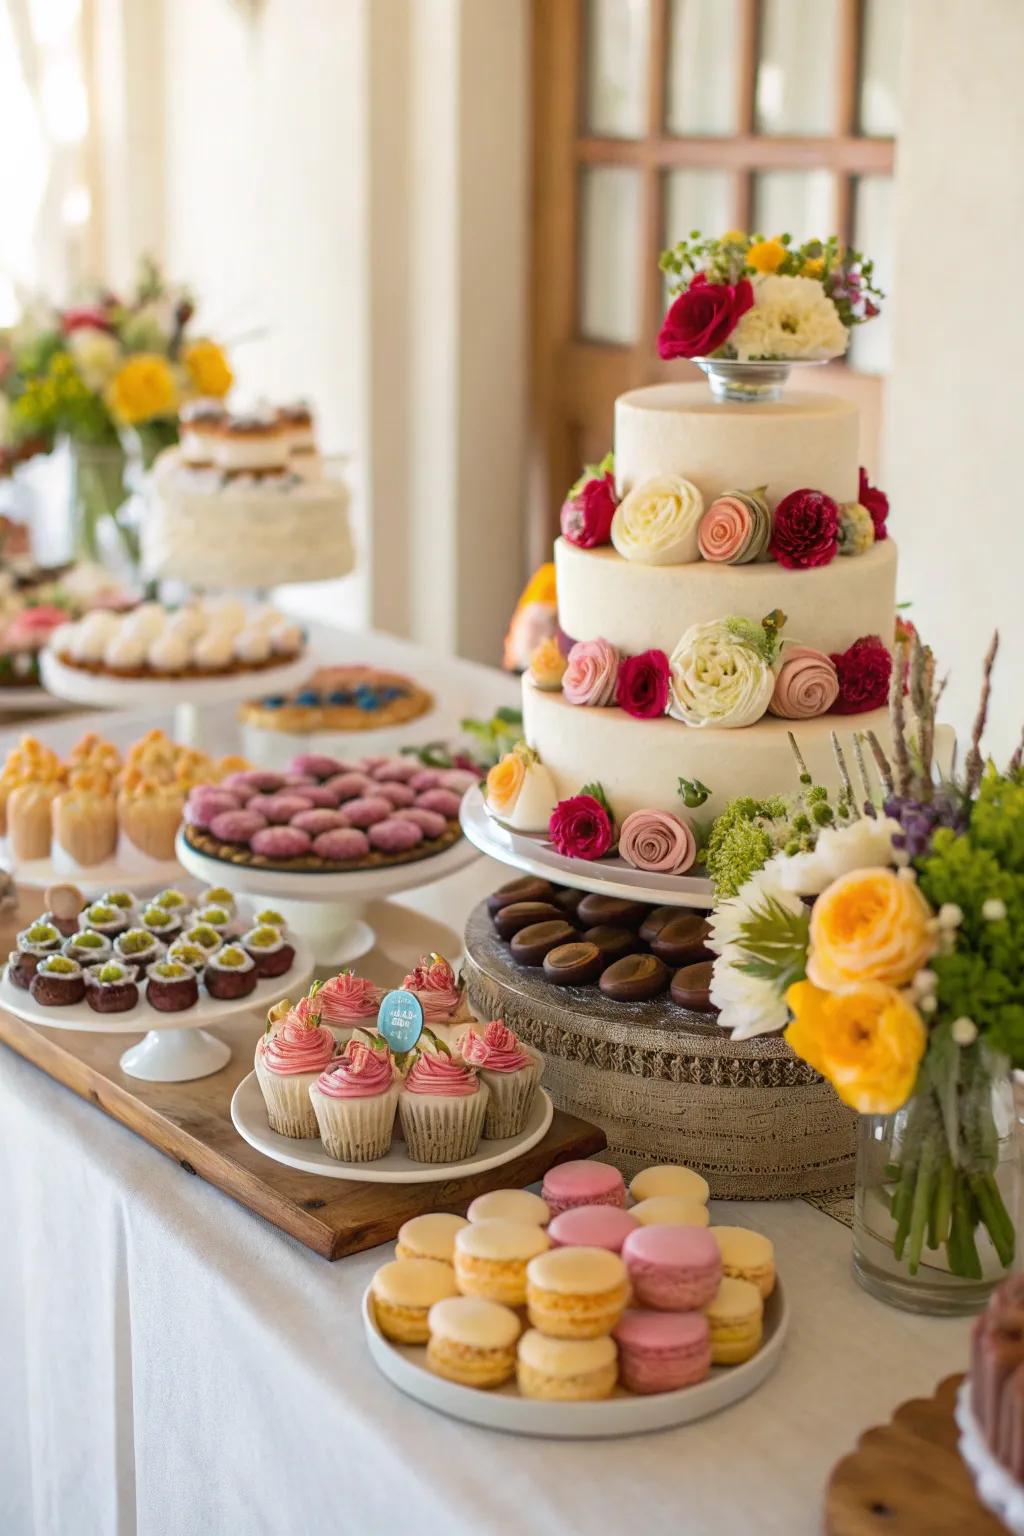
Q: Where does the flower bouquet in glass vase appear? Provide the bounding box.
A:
[706,627,1023,1314]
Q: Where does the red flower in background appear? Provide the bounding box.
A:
[830,635,893,714]
[560,470,618,549]
[548,794,614,861]
[859,467,889,541]
[770,488,840,570]
[60,307,113,334]
[657,274,754,360]
[616,649,670,719]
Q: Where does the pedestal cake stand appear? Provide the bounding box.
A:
[1,836,186,900]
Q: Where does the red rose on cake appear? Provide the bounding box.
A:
[560,461,618,549]
[548,792,614,861]
[657,273,755,361]
[769,488,840,570]
[615,649,670,719]
[829,635,893,714]
[858,467,889,541]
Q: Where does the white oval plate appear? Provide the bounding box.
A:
[40,648,312,710]
[362,1279,787,1438]
[460,785,714,910]
[1,836,185,898]
[231,1072,553,1183]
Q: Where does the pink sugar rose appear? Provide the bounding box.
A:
[562,637,620,707]
[618,809,697,875]
[615,649,670,719]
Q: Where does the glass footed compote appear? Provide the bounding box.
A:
[693,356,832,404]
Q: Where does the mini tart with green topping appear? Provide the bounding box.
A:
[200,886,236,914]
[9,922,63,988]
[79,902,129,938]
[195,903,233,934]
[253,908,286,931]
[85,960,140,1014]
[153,888,193,917]
[114,927,166,964]
[241,924,295,978]
[30,953,87,1006]
[167,939,209,975]
[145,959,200,1013]
[62,929,114,965]
[101,889,137,915]
[205,943,258,1000]
[182,922,223,953]
[139,904,183,940]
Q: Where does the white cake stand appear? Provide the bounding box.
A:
[0,937,314,1082]
[1,835,186,899]
[175,828,481,967]
[460,785,714,910]
[39,649,313,746]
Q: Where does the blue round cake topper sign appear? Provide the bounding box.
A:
[377,990,424,1054]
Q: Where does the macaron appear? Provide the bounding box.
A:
[395,1211,469,1265]
[453,1218,550,1307]
[622,1225,722,1311]
[548,1204,639,1254]
[516,1329,617,1402]
[630,1196,710,1229]
[426,1296,521,1388]
[525,1246,630,1339]
[467,1188,551,1227]
[703,1276,764,1364]
[371,1257,459,1343]
[630,1164,710,1206]
[613,1309,711,1395]
[541,1159,626,1217]
[711,1226,776,1298]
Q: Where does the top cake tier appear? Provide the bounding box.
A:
[615,383,858,505]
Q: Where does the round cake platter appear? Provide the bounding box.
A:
[231,1073,553,1184]
[460,785,713,910]
[175,827,481,967]
[0,936,314,1083]
[361,1279,787,1438]
[1,836,185,900]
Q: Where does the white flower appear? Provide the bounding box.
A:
[952,1016,978,1046]
[729,274,849,362]
[711,946,791,1039]
[983,898,1007,922]
[668,619,774,729]
[938,903,963,930]
[708,854,805,953]
[67,326,121,390]
[611,474,704,565]
[774,815,903,897]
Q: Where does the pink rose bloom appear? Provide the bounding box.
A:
[768,645,839,719]
[618,809,697,874]
[314,971,383,1025]
[698,497,752,562]
[4,605,68,651]
[615,649,670,719]
[563,637,620,707]
[548,794,614,861]
[560,470,618,549]
[460,1020,532,1073]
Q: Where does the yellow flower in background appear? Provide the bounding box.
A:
[183,338,233,399]
[106,353,178,425]
[721,229,747,245]
[747,238,788,274]
[528,636,567,691]
[516,561,557,611]
[486,750,526,816]
[784,979,926,1114]
[807,867,935,991]
[801,256,825,278]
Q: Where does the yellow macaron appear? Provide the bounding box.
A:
[702,1276,764,1365]
[525,1246,630,1340]
[630,1195,710,1228]
[454,1218,550,1306]
[517,1329,618,1401]
[395,1211,469,1265]
[427,1296,521,1388]
[710,1226,776,1298]
[371,1257,459,1344]
[629,1163,710,1206]
[467,1188,551,1226]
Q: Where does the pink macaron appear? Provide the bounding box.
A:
[375,780,417,809]
[250,825,313,859]
[540,1160,626,1218]
[286,753,348,780]
[548,1205,639,1254]
[415,787,462,819]
[209,807,268,843]
[613,1309,711,1394]
[621,1225,722,1311]
[395,807,448,840]
[312,827,370,861]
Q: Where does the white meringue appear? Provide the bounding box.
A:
[192,626,236,671]
[233,626,272,665]
[123,602,167,643]
[103,629,148,671]
[147,630,191,673]
[268,620,303,655]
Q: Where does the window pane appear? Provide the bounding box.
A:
[755,0,840,136]
[752,170,835,244]
[666,0,740,136]
[859,0,905,136]
[663,170,734,307]
[848,176,893,375]
[584,0,650,139]
[578,166,643,344]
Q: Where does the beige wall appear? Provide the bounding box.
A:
[888,0,1024,762]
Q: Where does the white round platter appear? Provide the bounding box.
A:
[0,685,74,714]
[231,1072,553,1184]
[362,1278,787,1439]
[956,1381,1024,1535]
[460,785,714,910]
[0,936,314,1083]
[1,835,185,899]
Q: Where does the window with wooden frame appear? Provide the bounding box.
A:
[528,0,902,566]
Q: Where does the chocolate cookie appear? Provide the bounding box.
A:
[493,900,565,940]
[599,953,670,1002]
[510,919,576,966]
[670,960,718,1013]
[649,913,713,967]
[576,894,650,931]
[542,941,604,987]
[581,925,639,965]
[487,876,555,916]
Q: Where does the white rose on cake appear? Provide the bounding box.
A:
[668,618,775,729]
[611,474,704,565]
[775,815,903,896]
[729,274,849,362]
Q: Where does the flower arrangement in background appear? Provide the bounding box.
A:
[560,453,619,549]
[657,231,883,363]
[502,561,558,672]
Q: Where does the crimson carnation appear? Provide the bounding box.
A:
[548,794,614,861]
[769,487,839,570]
[560,470,618,549]
[616,649,670,719]
[859,467,889,541]
[657,273,754,361]
[829,635,893,714]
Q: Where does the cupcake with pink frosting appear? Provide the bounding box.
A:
[308,1039,399,1161]
[308,970,384,1035]
[458,1018,543,1138]
[400,953,474,1026]
[254,1002,336,1138]
[398,1047,490,1163]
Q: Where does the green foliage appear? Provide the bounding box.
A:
[658,231,884,326]
[580,781,614,819]
[705,795,788,897]
[733,895,809,990]
[677,776,711,809]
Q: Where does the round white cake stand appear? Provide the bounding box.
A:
[231,1073,553,1183]
[0,937,314,1083]
[175,828,481,967]
[1,835,186,899]
[39,649,313,746]
[460,786,714,910]
[362,1278,787,1437]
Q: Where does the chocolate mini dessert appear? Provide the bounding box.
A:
[252,907,285,930]
[85,960,140,1014]
[492,900,564,940]
[549,886,585,918]
[576,894,650,932]
[509,919,576,966]
[182,922,223,954]
[145,960,200,1012]
[241,925,295,979]
[580,925,638,965]
[670,960,717,1013]
[30,954,87,1006]
[79,902,129,939]
[139,904,183,942]
[199,886,237,914]
[62,929,114,966]
[649,914,713,968]
[542,941,604,987]
[195,903,233,935]
[598,953,670,1002]
[42,882,86,937]
[114,927,165,966]
[486,876,555,916]
[9,921,62,988]
[100,888,137,917]
[152,888,193,920]
[166,940,209,975]
[204,944,258,1000]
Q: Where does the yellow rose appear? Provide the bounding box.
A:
[807,867,935,991]
[801,256,825,278]
[528,637,567,691]
[747,238,788,274]
[784,979,926,1114]
[106,354,178,425]
[183,339,233,399]
[485,750,526,816]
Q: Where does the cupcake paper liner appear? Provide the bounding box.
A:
[477,1053,543,1139]
[255,1057,323,1139]
[309,1082,399,1162]
[399,1081,490,1163]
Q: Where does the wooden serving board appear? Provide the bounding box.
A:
[825,1374,1006,1535]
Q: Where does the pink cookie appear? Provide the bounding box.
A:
[342,795,393,829]
[368,817,424,854]
[395,807,447,840]
[250,825,313,859]
[375,781,416,809]
[371,758,421,784]
[548,1205,639,1254]
[613,1310,711,1394]
[185,788,240,829]
[290,809,351,836]
[282,772,316,787]
[540,1160,626,1218]
[258,792,316,824]
[295,783,342,809]
[621,1225,722,1311]
[312,827,370,861]
[218,772,259,803]
[287,753,348,780]
[357,755,390,771]
[209,808,269,844]
[438,768,479,794]
[325,771,375,802]
[233,770,286,793]
[408,768,442,793]
[414,788,462,819]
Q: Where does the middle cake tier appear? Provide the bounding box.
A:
[555,535,897,659]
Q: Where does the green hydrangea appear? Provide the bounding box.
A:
[706,795,788,897]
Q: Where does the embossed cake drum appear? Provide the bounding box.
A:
[463,903,855,1199]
